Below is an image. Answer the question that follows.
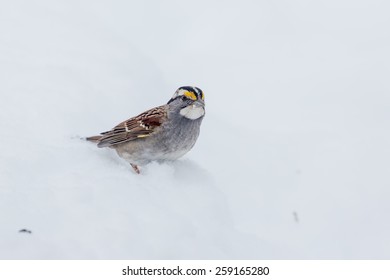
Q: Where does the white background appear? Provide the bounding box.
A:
[0,0,389,259]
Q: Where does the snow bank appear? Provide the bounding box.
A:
[1,0,390,259]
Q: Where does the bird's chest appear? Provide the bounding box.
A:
[155,117,202,159]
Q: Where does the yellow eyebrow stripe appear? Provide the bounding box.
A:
[183,91,197,100]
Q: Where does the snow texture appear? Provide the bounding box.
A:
[1,0,390,259]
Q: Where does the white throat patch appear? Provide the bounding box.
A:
[180,105,205,120]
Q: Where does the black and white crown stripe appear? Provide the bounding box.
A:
[168,86,204,104]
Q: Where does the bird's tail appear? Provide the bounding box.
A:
[85,135,103,143]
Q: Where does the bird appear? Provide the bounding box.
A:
[86,86,205,174]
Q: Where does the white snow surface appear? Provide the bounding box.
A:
[1,0,390,259]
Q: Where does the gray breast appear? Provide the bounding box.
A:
[156,111,204,159]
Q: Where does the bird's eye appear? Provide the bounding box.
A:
[181,96,187,101]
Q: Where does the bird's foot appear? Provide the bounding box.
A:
[130,163,141,174]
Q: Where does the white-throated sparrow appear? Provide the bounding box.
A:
[87,86,205,173]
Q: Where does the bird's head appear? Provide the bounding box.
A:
[167,86,205,120]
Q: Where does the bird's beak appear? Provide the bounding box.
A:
[193,99,205,107]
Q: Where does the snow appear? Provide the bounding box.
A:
[1,0,390,259]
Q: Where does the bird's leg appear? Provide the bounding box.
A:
[130,163,140,174]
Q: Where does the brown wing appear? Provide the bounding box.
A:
[94,105,167,148]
